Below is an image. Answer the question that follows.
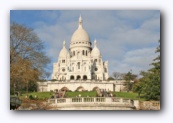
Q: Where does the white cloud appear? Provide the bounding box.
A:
[107,47,158,76]
[116,10,159,20]
[141,17,160,32]
[33,10,160,77]
[123,47,157,67]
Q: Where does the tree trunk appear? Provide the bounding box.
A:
[26,81,28,97]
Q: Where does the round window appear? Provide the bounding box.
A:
[62,68,65,72]
[95,67,98,71]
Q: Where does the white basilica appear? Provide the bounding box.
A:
[52,16,109,81]
[37,16,125,92]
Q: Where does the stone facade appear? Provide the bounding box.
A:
[37,16,126,92]
[37,80,125,92]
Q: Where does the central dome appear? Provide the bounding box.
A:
[71,26,90,42]
[70,16,91,49]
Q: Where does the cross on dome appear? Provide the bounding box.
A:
[94,39,97,47]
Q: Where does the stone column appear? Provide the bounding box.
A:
[105,97,112,103]
[66,98,71,104]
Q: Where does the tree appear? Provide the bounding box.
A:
[138,40,160,100]
[112,72,125,80]
[20,99,53,110]
[123,71,137,92]
[10,23,50,95]
[132,80,143,98]
[107,77,115,81]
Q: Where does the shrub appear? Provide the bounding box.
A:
[29,95,34,100]
[50,79,57,81]
[67,90,72,92]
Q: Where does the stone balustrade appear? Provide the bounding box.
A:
[48,97,134,107]
[39,79,126,84]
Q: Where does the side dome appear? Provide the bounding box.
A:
[70,16,91,48]
[59,41,69,58]
[91,40,101,57]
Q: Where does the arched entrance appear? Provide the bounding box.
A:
[76,75,81,80]
[83,75,87,80]
[70,75,74,80]
[61,87,69,91]
[93,87,100,91]
[76,86,85,92]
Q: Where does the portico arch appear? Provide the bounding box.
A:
[76,75,81,80]
[61,87,69,91]
[76,86,85,92]
[70,75,75,80]
[83,75,87,80]
[93,87,100,91]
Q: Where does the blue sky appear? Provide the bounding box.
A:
[10,10,160,78]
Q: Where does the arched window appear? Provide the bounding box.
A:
[70,75,74,80]
[86,50,87,56]
[78,62,80,69]
[83,75,87,80]
[104,68,107,72]
[73,51,75,56]
[95,75,97,80]
[62,60,65,63]
[94,59,97,62]
[82,50,85,55]
[77,75,81,80]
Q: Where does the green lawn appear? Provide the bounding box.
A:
[20,92,53,100]
[112,92,145,101]
[19,91,145,101]
[65,91,97,97]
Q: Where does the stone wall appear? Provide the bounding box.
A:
[48,97,135,110]
[37,80,126,92]
[133,100,160,110]
[139,101,160,110]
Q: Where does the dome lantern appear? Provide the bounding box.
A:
[79,15,82,27]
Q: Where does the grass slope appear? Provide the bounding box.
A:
[20,92,53,99]
[65,91,97,97]
[19,91,145,100]
[112,92,145,101]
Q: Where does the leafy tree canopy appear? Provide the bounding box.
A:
[10,23,51,94]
